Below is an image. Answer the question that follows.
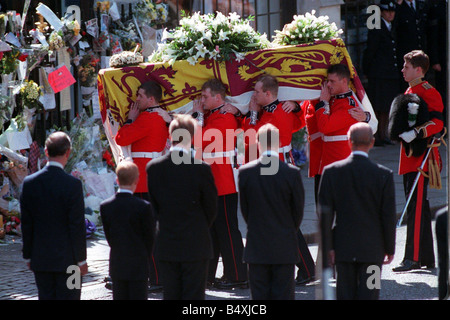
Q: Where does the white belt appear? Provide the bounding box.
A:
[323,135,348,142]
[131,151,163,159]
[309,132,323,141]
[279,144,292,153]
[202,150,237,159]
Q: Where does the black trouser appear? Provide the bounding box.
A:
[112,279,148,300]
[248,264,295,300]
[296,229,315,280]
[402,172,435,266]
[159,260,209,300]
[34,271,81,300]
[335,261,381,300]
[135,192,162,286]
[208,193,248,282]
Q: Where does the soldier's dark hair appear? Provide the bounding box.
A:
[327,64,351,81]
[404,50,429,74]
[256,74,278,97]
[202,79,227,99]
[138,81,163,102]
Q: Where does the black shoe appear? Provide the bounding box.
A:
[148,284,163,293]
[214,280,249,290]
[424,263,435,269]
[105,281,112,290]
[103,276,112,282]
[392,259,421,272]
[296,276,314,286]
[374,139,384,147]
[383,138,394,145]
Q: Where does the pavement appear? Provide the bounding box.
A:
[0,141,447,301]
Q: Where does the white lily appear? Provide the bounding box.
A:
[218,29,229,41]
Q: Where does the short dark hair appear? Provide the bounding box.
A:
[256,74,278,97]
[201,79,226,99]
[169,114,196,146]
[45,131,71,157]
[138,81,162,102]
[404,50,429,74]
[327,64,351,81]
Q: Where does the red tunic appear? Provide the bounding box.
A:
[314,93,359,174]
[303,100,323,178]
[399,80,444,175]
[194,109,239,196]
[115,110,169,193]
[242,100,303,163]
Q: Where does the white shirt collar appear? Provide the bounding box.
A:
[117,188,133,194]
[47,161,64,170]
[352,151,369,158]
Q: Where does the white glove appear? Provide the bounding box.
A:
[399,129,417,143]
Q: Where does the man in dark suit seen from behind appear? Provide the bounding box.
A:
[100,160,155,300]
[146,114,218,300]
[239,123,304,300]
[319,122,396,300]
[21,131,88,300]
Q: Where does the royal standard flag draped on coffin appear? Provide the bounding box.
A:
[98,39,377,163]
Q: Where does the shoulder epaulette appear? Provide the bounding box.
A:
[422,82,434,90]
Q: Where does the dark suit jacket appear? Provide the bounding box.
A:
[238,155,304,264]
[146,150,218,262]
[319,153,396,264]
[394,0,430,68]
[363,18,400,80]
[21,164,86,272]
[100,192,155,281]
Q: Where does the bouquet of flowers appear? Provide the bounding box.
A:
[149,11,270,65]
[0,48,24,75]
[76,51,100,87]
[109,48,144,68]
[135,0,169,26]
[48,30,65,51]
[19,80,42,111]
[273,10,343,46]
[62,18,81,40]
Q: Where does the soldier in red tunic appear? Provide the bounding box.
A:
[241,74,304,164]
[115,80,169,290]
[192,79,248,289]
[392,50,444,272]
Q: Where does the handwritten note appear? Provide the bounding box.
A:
[47,65,76,93]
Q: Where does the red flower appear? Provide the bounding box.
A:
[18,54,28,62]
